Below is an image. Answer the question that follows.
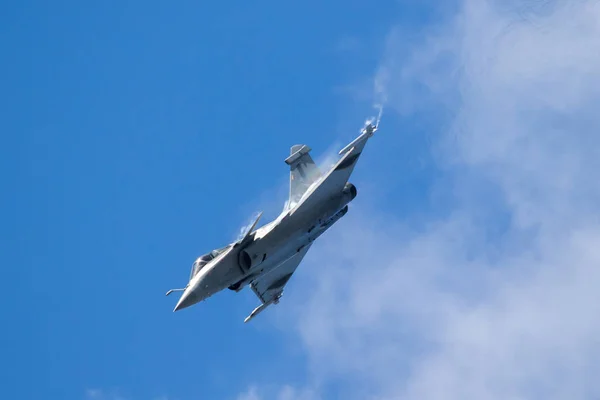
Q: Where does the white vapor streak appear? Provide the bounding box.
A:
[236,211,264,242]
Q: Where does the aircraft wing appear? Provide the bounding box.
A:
[245,244,313,321]
[290,126,374,217]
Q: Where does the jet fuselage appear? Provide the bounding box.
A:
[172,182,356,311]
[168,118,378,320]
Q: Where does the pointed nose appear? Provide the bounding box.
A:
[173,288,199,312]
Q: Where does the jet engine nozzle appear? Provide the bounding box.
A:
[343,182,358,202]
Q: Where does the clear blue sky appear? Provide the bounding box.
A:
[2,1,438,399]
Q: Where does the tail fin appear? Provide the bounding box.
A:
[285,145,321,206]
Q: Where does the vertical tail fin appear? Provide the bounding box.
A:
[284,145,321,206]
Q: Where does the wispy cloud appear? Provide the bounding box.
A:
[241,0,600,399]
[237,387,261,400]
[85,388,128,400]
[85,389,169,400]
[237,385,320,400]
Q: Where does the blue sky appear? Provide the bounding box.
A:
[6,1,600,399]
[2,1,438,399]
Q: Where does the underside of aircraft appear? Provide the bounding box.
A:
[167,114,381,322]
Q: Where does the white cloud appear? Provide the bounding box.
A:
[85,388,128,400]
[243,0,600,399]
[84,389,170,400]
[237,387,262,400]
[236,385,319,400]
[86,389,104,399]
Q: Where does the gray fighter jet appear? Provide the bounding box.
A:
[167,117,380,322]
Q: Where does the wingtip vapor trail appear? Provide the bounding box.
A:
[237,211,263,241]
[374,103,383,129]
[365,104,384,132]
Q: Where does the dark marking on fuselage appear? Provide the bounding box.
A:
[335,152,361,171]
[267,272,293,291]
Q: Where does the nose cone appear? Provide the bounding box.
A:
[173,287,200,312]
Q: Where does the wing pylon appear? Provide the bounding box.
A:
[244,244,312,322]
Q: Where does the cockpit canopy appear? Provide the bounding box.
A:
[189,246,229,280]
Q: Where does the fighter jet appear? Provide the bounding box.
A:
[167,116,380,322]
